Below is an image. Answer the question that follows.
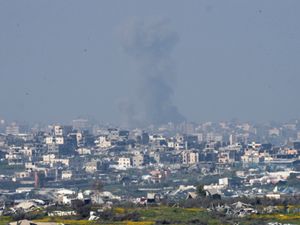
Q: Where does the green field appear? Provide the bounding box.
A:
[0,216,12,225]
[2,206,300,225]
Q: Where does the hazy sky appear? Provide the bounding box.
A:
[0,0,300,124]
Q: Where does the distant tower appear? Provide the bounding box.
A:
[34,171,45,188]
[5,122,19,135]
[72,119,90,131]
[34,171,39,189]
[229,134,236,145]
[55,168,58,182]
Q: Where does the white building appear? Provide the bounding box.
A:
[85,161,100,173]
[62,170,73,180]
[76,148,91,155]
[45,136,64,145]
[132,154,144,167]
[5,122,19,135]
[182,150,199,164]
[95,136,111,148]
[55,136,64,145]
[54,125,63,136]
[118,157,131,168]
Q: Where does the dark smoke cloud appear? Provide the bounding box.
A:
[120,18,185,127]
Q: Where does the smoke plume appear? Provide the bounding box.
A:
[120,18,185,126]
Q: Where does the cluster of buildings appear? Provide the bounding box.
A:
[1,118,300,218]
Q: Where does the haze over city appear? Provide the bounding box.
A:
[2,2,300,224]
[1,0,300,125]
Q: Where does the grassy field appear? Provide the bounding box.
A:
[0,216,12,225]
[2,207,300,225]
[250,213,300,224]
[34,220,154,225]
[31,207,214,225]
[132,207,218,224]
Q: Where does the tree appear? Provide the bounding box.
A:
[72,199,91,219]
[196,184,206,198]
[12,209,25,221]
[92,179,104,193]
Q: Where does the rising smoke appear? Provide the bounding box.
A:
[120,18,185,127]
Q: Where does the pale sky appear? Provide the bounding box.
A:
[0,0,300,124]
